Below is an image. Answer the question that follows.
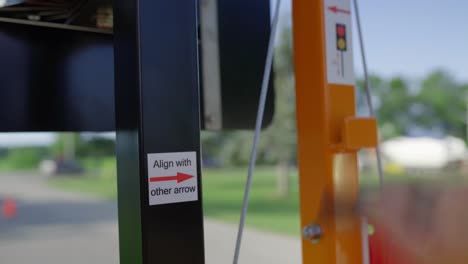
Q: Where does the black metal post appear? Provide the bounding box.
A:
[113,1,205,263]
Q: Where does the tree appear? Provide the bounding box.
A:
[356,70,468,141]
[213,25,297,196]
[261,25,297,197]
[52,133,81,160]
[356,75,413,139]
[416,70,468,138]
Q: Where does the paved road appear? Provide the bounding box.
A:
[0,173,301,263]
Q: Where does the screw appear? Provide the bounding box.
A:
[303,223,322,244]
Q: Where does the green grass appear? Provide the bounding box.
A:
[50,166,462,236]
[202,167,300,235]
[49,167,302,236]
[49,175,117,200]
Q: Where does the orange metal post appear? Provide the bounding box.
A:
[292,0,377,263]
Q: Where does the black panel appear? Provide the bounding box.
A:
[0,22,115,132]
[0,0,273,132]
[217,0,274,129]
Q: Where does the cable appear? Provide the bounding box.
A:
[352,0,385,189]
[232,0,282,263]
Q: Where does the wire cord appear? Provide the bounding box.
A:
[232,0,282,263]
[353,0,385,189]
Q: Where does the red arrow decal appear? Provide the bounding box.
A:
[150,172,194,183]
[328,6,351,15]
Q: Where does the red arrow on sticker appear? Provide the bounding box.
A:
[328,6,351,15]
[150,172,194,183]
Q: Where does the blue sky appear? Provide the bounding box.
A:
[278,0,468,82]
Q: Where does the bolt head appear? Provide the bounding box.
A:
[303,224,322,244]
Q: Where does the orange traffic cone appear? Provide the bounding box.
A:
[2,197,17,219]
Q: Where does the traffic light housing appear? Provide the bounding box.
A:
[336,23,347,51]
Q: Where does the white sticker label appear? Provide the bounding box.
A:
[324,0,355,85]
[147,151,198,206]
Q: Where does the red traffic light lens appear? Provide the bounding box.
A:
[337,25,346,37]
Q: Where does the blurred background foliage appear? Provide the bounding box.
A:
[0,24,467,195]
[0,24,465,235]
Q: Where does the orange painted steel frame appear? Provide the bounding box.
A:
[292,0,377,263]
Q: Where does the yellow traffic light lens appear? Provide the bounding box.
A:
[338,38,346,50]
